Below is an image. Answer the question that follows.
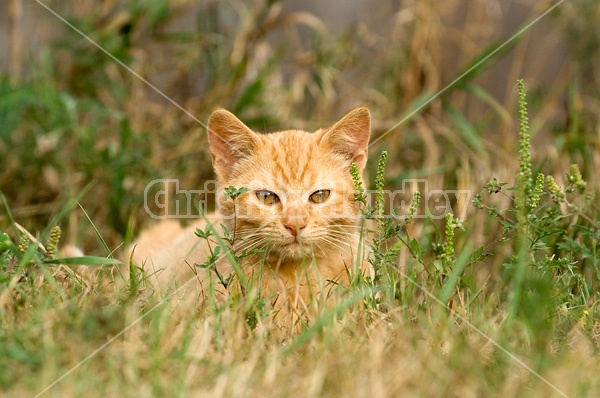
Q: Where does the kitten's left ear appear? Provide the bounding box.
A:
[207,108,261,181]
[319,105,371,170]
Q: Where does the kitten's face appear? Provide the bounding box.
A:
[208,107,370,264]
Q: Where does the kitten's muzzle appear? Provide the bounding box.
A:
[283,219,306,238]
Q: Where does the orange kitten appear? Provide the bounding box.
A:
[130,106,371,322]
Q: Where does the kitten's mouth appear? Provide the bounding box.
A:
[268,231,313,251]
[277,235,305,250]
[286,237,301,246]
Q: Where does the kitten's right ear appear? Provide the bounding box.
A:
[319,105,371,171]
[207,108,260,181]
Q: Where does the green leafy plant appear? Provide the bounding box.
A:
[472,80,599,343]
[196,186,253,290]
[194,186,270,329]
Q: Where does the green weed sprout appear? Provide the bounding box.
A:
[516,78,532,214]
[350,162,367,205]
[375,151,388,231]
[441,213,458,268]
[45,226,62,259]
[405,191,420,224]
[545,175,565,202]
[568,164,587,193]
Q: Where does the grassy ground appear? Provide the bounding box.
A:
[1,1,600,397]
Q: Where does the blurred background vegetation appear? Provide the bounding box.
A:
[0,0,598,259]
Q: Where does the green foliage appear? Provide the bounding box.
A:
[441,213,462,268]
[357,152,423,303]
[223,186,251,200]
[351,80,599,356]
[374,151,388,231]
[517,79,533,209]
[195,186,265,323]
[350,162,367,205]
[472,81,599,341]
[1,223,121,280]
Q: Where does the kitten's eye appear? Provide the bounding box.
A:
[309,190,331,203]
[255,190,280,205]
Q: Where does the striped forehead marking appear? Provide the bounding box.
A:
[264,132,318,188]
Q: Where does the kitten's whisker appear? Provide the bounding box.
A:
[240,235,274,250]
[327,232,360,241]
[233,227,268,235]
[234,237,270,253]
[330,225,368,230]
[323,232,355,245]
[236,241,269,254]
[317,237,351,253]
[312,230,357,240]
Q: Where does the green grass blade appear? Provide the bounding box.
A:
[444,103,486,154]
[282,287,370,357]
[44,256,123,266]
[77,201,113,257]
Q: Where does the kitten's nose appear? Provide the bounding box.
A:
[283,204,308,238]
[284,219,307,238]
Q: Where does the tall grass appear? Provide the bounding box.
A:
[1,1,600,396]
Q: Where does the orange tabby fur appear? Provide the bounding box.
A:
[130,106,371,324]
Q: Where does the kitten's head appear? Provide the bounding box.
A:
[207,106,370,264]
